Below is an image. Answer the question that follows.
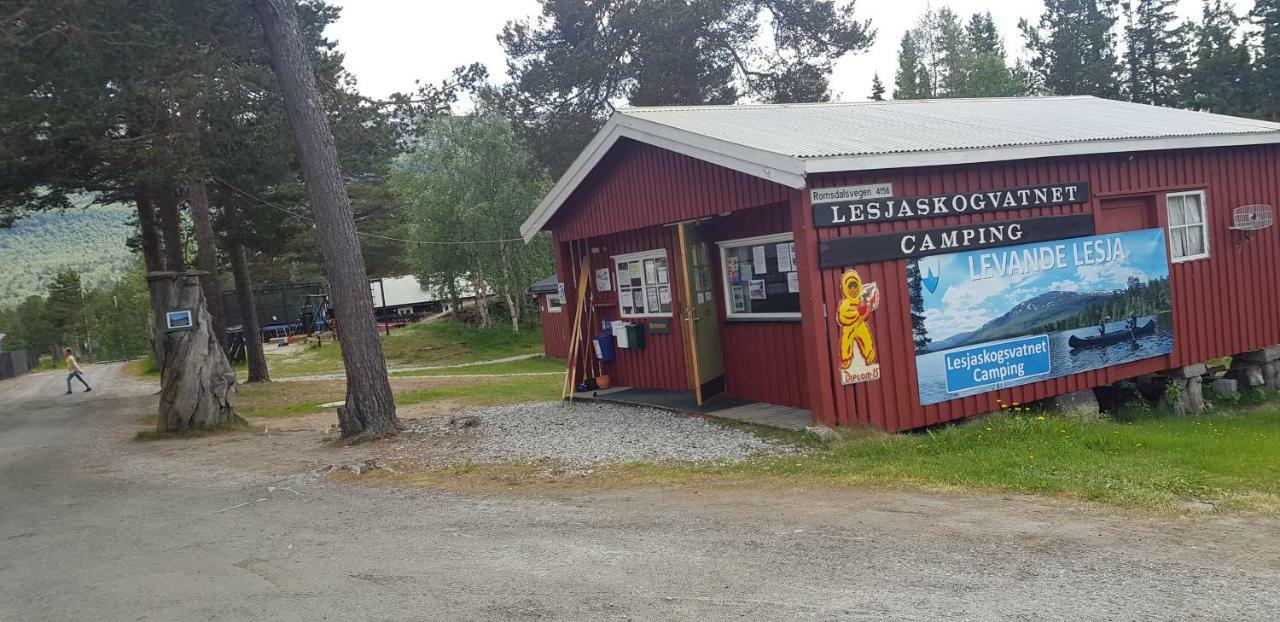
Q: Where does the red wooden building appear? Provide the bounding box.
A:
[529,275,571,358]
[521,97,1280,431]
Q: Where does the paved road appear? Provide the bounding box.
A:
[2,365,1279,621]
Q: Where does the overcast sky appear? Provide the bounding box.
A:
[327,0,1245,105]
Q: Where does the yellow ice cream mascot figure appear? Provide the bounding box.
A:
[836,269,881,384]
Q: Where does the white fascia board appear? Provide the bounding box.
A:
[520,115,805,242]
[802,132,1280,175]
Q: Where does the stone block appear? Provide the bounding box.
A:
[1263,362,1280,391]
[1162,363,1207,379]
[805,425,841,445]
[1209,378,1239,396]
[1226,365,1266,387]
[1044,389,1101,419]
[1236,346,1280,365]
[1161,377,1206,416]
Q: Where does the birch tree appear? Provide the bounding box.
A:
[391,115,552,333]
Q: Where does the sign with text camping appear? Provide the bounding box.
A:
[812,181,1090,228]
[818,214,1094,268]
[908,228,1173,406]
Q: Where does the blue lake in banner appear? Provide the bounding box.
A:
[915,313,1174,405]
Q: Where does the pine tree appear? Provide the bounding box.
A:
[1021,0,1123,98]
[894,32,930,99]
[968,12,1003,56]
[496,0,874,175]
[1123,0,1193,105]
[952,11,1026,97]
[1184,0,1254,115]
[1254,0,1280,120]
[870,73,886,100]
[905,261,930,350]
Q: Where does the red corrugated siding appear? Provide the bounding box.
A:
[707,203,808,408]
[808,145,1280,431]
[554,227,691,392]
[550,139,791,241]
[549,141,800,401]
[538,295,571,359]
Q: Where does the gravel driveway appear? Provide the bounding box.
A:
[402,401,796,465]
[6,366,1280,621]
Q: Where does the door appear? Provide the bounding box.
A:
[1098,196,1157,234]
[677,222,724,404]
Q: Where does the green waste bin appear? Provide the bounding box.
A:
[624,323,645,350]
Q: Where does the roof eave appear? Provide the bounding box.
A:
[802,132,1280,174]
[520,114,806,242]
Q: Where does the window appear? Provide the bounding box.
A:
[545,293,562,313]
[718,233,800,319]
[1167,190,1210,262]
[613,249,673,318]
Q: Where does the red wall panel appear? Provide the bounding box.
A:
[807,145,1280,431]
[557,227,691,392]
[550,140,791,241]
[707,203,808,409]
[538,294,571,359]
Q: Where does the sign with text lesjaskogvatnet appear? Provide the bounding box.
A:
[944,335,1051,394]
[909,228,1174,405]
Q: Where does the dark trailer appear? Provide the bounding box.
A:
[522,96,1280,432]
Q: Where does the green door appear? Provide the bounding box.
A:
[678,222,723,404]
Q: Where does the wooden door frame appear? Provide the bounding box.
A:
[676,222,707,404]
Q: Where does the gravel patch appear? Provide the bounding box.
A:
[401,401,797,466]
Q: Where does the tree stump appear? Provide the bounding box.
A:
[147,271,242,432]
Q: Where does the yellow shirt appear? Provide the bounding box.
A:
[66,355,78,372]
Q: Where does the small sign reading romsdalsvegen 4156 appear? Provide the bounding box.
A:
[810,183,893,207]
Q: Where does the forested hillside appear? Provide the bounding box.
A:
[0,205,137,307]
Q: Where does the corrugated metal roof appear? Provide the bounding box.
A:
[522,96,1280,240]
[528,275,558,294]
[618,96,1280,160]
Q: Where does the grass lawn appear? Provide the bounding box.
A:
[235,374,562,419]
[266,321,547,378]
[389,356,565,377]
[594,402,1280,514]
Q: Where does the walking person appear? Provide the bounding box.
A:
[64,347,91,395]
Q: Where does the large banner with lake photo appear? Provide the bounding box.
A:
[908,228,1174,405]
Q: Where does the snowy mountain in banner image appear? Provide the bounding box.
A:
[923,290,1114,352]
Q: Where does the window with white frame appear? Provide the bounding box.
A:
[718,233,801,319]
[613,249,673,318]
[1167,190,1210,262]
[545,292,562,313]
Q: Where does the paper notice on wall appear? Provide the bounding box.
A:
[787,271,799,293]
[595,268,611,292]
[644,260,657,283]
[656,265,668,284]
[621,289,634,309]
[749,279,767,300]
[645,287,659,312]
[629,263,642,280]
[752,246,768,274]
[776,242,793,272]
[659,287,672,305]
[789,243,797,271]
[732,286,746,312]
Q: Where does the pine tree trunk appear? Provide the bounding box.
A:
[187,179,227,350]
[157,193,185,271]
[228,203,270,383]
[137,195,166,364]
[136,196,164,273]
[253,0,398,440]
[148,271,241,433]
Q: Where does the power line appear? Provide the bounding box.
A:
[208,174,524,246]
